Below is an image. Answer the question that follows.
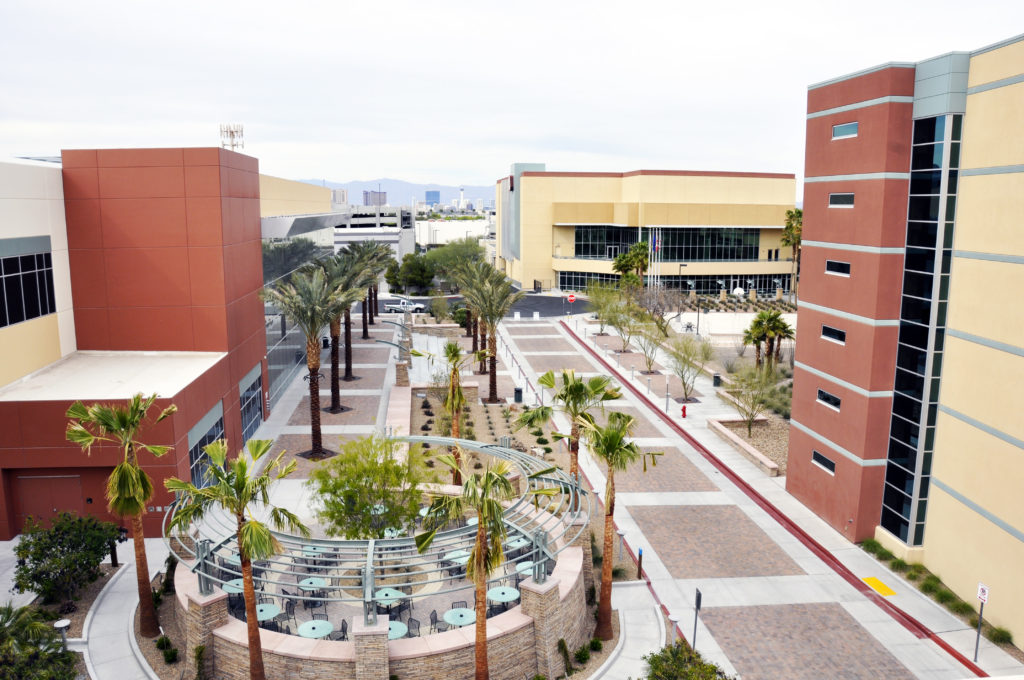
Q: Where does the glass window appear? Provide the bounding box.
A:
[887,437,918,471]
[188,417,225,488]
[825,260,850,276]
[828,193,854,207]
[812,451,836,473]
[905,221,938,249]
[899,321,930,349]
[951,115,962,142]
[911,144,944,171]
[900,295,932,325]
[240,373,264,443]
[0,250,55,329]
[902,270,933,298]
[913,117,946,145]
[883,483,913,517]
[821,325,846,344]
[892,393,923,423]
[904,247,936,274]
[832,122,859,139]
[816,389,841,410]
[894,368,925,400]
[908,196,940,221]
[885,460,917,495]
[881,507,910,541]
[896,344,928,375]
[890,414,920,448]
[909,171,943,195]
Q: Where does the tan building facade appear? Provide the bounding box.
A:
[258,174,331,217]
[494,165,795,293]
[923,36,1024,638]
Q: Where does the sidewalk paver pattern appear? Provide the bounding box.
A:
[700,602,916,680]
[615,447,719,493]
[630,505,803,579]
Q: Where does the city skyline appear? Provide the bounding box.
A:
[1,1,1022,198]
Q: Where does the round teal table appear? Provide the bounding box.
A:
[487,586,520,604]
[388,620,408,639]
[222,578,244,594]
[256,603,280,622]
[374,587,406,608]
[225,552,241,566]
[515,560,535,574]
[298,620,333,639]
[466,516,478,526]
[418,506,429,517]
[383,527,404,539]
[507,537,529,551]
[444,549,470,566]
[299,577,326,592]
[444,608,476,627]
[371,504,387,515]
[302,545,327,559]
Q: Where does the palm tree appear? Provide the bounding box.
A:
[309,253,371,411]
[346,241,392,339]
[413,341,487,485]
[262,268,348,457]
[743,315,767,369]
[65,394,178,638]
[781,208,803,304]
[166,439,308,680]
[414,456,520,680]
[765,310,795,367]
[462,262,525,402]
[516,370,619,499]
[578,412,659,640]
[0,602,73,675]
[452,262,486,371]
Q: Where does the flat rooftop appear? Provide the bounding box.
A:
[0,350,226,402]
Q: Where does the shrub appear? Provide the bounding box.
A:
[643,640,735,678]
[194,645,207,679]
[586,585,596,606]
[949,601,974,616]
[425,460,435,468]
[859,538,883,555]
[875,548,895,562]
[969,615,979,628]
[612,566,626,578]
[163,647,179,664]
[906,564,924,580]
[156,636,172,650]
[162,554,178,595]
[574,646,591,664]
[889,558,909,572]
[464,428,476,439]
[920,576,941,594]
[935,589,956,604]
[473,461,483,469]
[543,446,552,454]
[13,512,119,606]
[557,638,574,676]
[420,424,432,432]
[589,637,603,651]
[987,627,1013,644]
[536,437,549,445]
[421,399,431,409]
[152,588,163,608]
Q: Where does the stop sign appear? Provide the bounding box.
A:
[568,294,576,303]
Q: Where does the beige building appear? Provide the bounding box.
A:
[259,174,332,218]
[915,36,1024,637]
[494,164,795,293]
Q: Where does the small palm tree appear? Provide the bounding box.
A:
[262,268,348,457]
[781,208,803,304]
[416,456,551,680]
[66,394,178,638]
[0,602,73,675]
[743,315,768,370]
[166,440,309,680]
[578,412,660,640]
[516,370,619,502]
[766,310,794,367]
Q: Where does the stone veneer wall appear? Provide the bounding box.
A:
[174,546,587,680]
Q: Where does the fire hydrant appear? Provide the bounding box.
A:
[681,404,687,419]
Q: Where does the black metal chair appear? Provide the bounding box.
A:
[312,612,328,622]
[340,619,349,640]
[452,601,467,610]
[429,610,450,634]
[407,618,420,638]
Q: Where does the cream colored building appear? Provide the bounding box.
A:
[494,164,795,293]
[919,35,1024,638]
[259,174,331,217]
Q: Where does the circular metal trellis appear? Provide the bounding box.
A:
[163,435,590,626]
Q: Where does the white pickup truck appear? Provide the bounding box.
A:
[383,297,426,313]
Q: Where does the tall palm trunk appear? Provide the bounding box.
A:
[487,331,499,403]
[329,317,342,413]
[470,315,478,348]
[368,286,376,325]
[343,308,354,381]
[450,414,463,486]
[132,512,160,637]
[568,422,581,512]
[465,309,473,338]
[765,337,776,372]
[307,336,323,457]
[473,523,490,680]
[361,295,370,340]
[479,326,487,374]
[238,518,267,680]
[596,470,616,640]
[754,342,762,369]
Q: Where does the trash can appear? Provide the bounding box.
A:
[713,373,722,387]
[322,336,329,349]
[514,387,523,403]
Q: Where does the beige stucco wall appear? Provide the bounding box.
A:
[0,315,63,387]
[259,174,331,217]
[924,38,1024,638]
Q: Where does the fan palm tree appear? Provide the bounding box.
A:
[0,602,73,676]
[345,241,393,338]
[262,268,348,457]
[781,208,803,304]
[743,315,768,370]
[764,310,795,368]
[578,412,660,640]
[515,370,619,501]
[451,262,485,370]
[415,456,553,680]
[462,262,526,402]
[65,393,178,638]
[166,439,308,680]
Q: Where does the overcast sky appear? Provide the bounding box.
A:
[1,1,1022,198]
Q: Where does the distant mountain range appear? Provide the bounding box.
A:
[299,178,494,206]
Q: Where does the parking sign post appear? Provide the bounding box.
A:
[975,582,989,662]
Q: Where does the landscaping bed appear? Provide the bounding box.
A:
[720,416,790,476]
[134,571,187,680]
[31,562,120,638]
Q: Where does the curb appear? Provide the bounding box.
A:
[81,562,129,680]
[588,609,627,679]
[127,601,162,680]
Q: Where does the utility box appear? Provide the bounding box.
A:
[514,387,523,403]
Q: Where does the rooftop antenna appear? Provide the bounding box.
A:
[220,124,244,151]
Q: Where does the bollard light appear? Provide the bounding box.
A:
[54,619,71,651]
